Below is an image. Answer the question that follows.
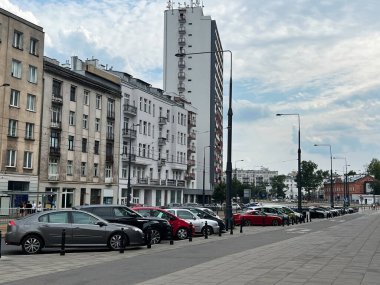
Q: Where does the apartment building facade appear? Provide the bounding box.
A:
[39,57,121,209]
[163,2,224,199]
[0,8,44,208]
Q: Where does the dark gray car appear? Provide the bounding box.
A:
[5,210,145,254]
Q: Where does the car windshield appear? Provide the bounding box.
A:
[114,207,142,217]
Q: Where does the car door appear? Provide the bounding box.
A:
[38,211,72,246]
[71,211,106,245]
[176,210,202,232]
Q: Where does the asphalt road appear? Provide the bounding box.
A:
[0,213,361,285]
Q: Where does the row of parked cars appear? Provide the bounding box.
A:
[5,204,224,254]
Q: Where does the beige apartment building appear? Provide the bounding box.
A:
[39,57,121,209]
[0,8,44,208]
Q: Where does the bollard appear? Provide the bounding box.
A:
[204,221,208,239]
[0,230,2,259]
[146,227,152,249]
[309,212,312,222]
[169,229,174,245]
[240,218,244,233]
[306,214,309,223]
[188,223,193,242]
[60,229,66,256]
[230,218,234,235]
[282,217,285,227]
[219,225,222,237]
[291,218,294,225]
[119,228,125,254]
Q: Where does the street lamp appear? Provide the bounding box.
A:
[126,123,140,207]
[234,159,244,179]
[202,145,211,206]
[314,144,334,207]
[276,113,302,211]
[176,49,233,230]
[333,157,349,207]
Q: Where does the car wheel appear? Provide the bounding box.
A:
[149,229,161,244]
[201,226,213,236]
[243,220,251,226]
[22,235,43,254]
[272,220,279,226]
[108,232,128,250]
[176,227,188,240]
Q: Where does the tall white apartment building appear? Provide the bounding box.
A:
[234,168,279,186]
[110,70,198,206]
[163,1,223,202]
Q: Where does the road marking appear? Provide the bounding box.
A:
[285,228,311,234]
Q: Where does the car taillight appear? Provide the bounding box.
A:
[8,220,16,226]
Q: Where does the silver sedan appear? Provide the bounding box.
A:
[5,210,145,254]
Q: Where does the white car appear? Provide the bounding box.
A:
[166,208,220,235]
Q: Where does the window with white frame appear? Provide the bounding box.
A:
[96,94,102,109]
[143,121,147,135]
[69,111,75,126]
[28,65,37,83]
[94,163,99,177]
[139,97,142,110]
[105,164,112,178]
[61,189,74,208]
[84,90,89,105]
[67,160,73,176]
[13,30,23,49]
[68,135,74,150]
[23,151,33,168]
[25,123,34,139]
[8,119,17,137]
[81,162,87,176]
[51,105,61,125]
[11,59,22,78]
[10,89,20,107]
[122,161,127,178]
[29,38,38,55]
[95,118,100,132]
[26,94,36,111]
[48,158,58,175]
[83,114,88,129]
[7,150,16,167]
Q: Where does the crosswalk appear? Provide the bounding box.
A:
[285,227,312,234]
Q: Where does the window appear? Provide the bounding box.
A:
[105,164,112,178]
[50,130,60,148]
[10,89,20,107]
[84,90,89,105]
[82,138,87,153]
[94,163,99,177]
[139,97,142,110]
[107,99,114,118]
[81,162,87,176]
[7,150,16,167]
[28,65,37,83]
[61,189,74,208]
[107,121,114,139]
[48,158,58,176]
[8,119,17,137]
[51,106,61,125]
[29,38,38,55]
[96,94,102,109]
[26,94,36,111]
[95,118,100,132]
[13,31,23,49]
[70,86,76,101]
[94,140,100,155]
[52,80,62,98]
[25,123,34,139]
[83,114,88,129]
[69,111,75,126]
[143,121,147,135]
[72,211,97,224]
[144,99,147,112]
[11,59,22,78]
[68,136,74,150]
[23,151,32,168]
[67,160,73,176]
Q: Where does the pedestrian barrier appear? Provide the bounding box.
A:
[60,229,66,256]
[146,227,152,249]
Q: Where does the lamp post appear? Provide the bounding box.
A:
[314,144,334,207]
[276,113,302,211]
[127,123,139,207]
[202,145,211,206]
[333,157,349,206]
[234,159,244,179]
[175,49,233,230]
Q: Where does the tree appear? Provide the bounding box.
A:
[366,158,380,194]
[212,182,226,204]
[270,175,287,198]
[295,160,328,200]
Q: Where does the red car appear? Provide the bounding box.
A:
[133,207,194,239]
[233,210,282,226]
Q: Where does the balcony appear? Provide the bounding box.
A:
[122,128,137,139]
[106,155,114,163]
[187,159,196,167]
[158,158,166,167]
[158,116,167,125]
[123,104,137,116]
[188,145,196,153]
[121,152,136,162]
[178,83,185,92]
[188,118,196,127]
[178,26,186,34]
[107,111,115,120]
[51,96,63,105]
[178,60,186,68]
[178,14,186,23]
[185,173,196,180]
[105,177,113,185]
[188,132,196,140]
[138,178,148,184]
[49,147,60,157]
[50,121,62,129]
[106,132,114,141]
[158,137,167,146]
[178,37,186,46]
[178,72,185,80]
[48,174,59,181]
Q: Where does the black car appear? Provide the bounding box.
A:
[181,207,226,231]
[75,205,172,244]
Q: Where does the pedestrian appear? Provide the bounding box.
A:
[26,201,32,214]
[32,201,36,213]
[37,201,43,212]
[19,201,25,217]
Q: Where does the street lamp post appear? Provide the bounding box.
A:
[234,159,244,179]
[276,113,302,211]
[314,144,334,207]
[127,123,139,207]
[333,157,349,207]
[202,145,211,206]
[176,49,233,230]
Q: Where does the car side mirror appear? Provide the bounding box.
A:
[96,221,107,227]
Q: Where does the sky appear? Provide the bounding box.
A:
[2,0,380,176]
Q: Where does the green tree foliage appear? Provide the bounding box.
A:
[270,175,287,198]
[366,158,380,194]
[295,160,328,200]
[212,182,226,204]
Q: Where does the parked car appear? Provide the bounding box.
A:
[308,206,328,218]
[5,210,145,254]
[180,207,226,231]
[266,204,303,222]
[133,206,194,240]
[233,210,283,226]
[247,206,290,225]
[166,208,220,235]
[75,205,172,244]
